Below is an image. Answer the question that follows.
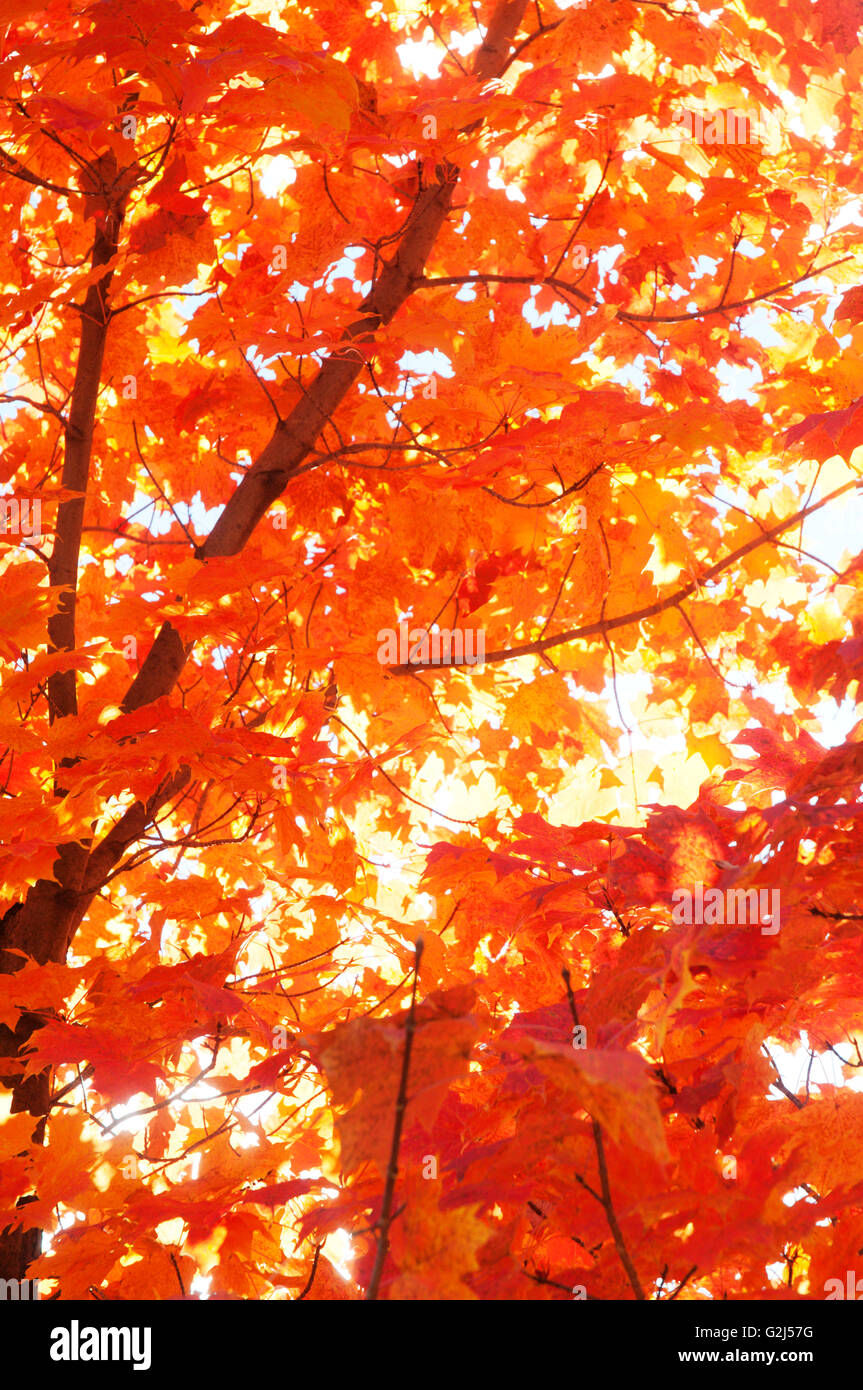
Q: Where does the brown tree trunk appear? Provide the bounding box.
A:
[0,171,126,1281]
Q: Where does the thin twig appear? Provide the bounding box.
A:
[296,1242,322,1299]
[169,1251,187,1299]
[761,1043,806,1108]
[667,1264,697,1299]
[562,968,646,1299]
[365,938,424,1300]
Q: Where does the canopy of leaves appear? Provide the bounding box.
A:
[1,0,863,1301]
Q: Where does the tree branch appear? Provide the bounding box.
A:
[388,477,863,672]
[48,170,128,726]
[418,254,853,326]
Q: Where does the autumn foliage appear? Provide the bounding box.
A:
[2,0,863,1302]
